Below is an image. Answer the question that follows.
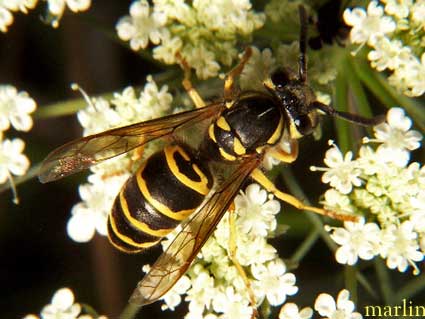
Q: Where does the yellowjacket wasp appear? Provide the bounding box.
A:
[39,5,383,309]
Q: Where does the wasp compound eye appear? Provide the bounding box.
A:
[271,70,290,90]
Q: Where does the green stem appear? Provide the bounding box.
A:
[290,229,320,264]
[81,303,99,318]
[119,303,142,319]
[353,58,425,132]
[374,258,394,305]
[356,271,379,301]
[281,168,337,251]
[334,56,351,153]
[346,56,373,118]
[35,96,106,119]
[281,168,378,300]
[0,163,41,194]
[35,69,181,119]
[345,266,358,304]
[394,272,425,302]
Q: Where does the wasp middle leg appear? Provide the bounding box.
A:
[251,169,358,222]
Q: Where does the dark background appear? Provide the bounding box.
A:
[1,1,423,319]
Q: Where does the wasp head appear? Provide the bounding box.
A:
[263,5,384,139]
[264,68,319,139]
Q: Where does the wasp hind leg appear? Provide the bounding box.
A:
[227,204,259,319]
[251,169,358,222]
[176,52,206,109]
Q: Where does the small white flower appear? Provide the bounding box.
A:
[380,221,424,274]
[252,259,298,306]
[279,303,313,319]
[1,0,37,13]
[0,0,37,32]
[343,1,395,46]
[410,191,425,233]
[368,37,412,72]
[369,108,422,167]
[161,275,191,311]
[212,287,253,319]
[185,265,216,313]
[0,7,13,32]
[311,141,361,194]
[77,97,121,135]
[314,289,362,319]
[326,218,381,265]
[411,1,425,30]
[356,145,386,176]
[184,44,221,79]
[40,288,81,319]
[152,35,183,64]
[116,0,167,51]
[66,0,91,13]
[234,183,280,237]
[240,46,275,92]
[383,0,412,19]
[136,75,173,119]
[46,0,91,27]
[0,137,30,184]
[67,173,129,242]
[322,189,353,214]
[0,85,36,132]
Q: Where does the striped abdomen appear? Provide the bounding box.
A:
[107,145,213,253]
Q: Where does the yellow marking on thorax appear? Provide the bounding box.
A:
[208,124,217,142]
[289,120,303,139]
[219,148,237,161]
[136,163,194,221]
[165,146,211,196]
[267,116,284,145]
[109,214,161,248]
[225,101,234,109]
[217,116,231,131]
[119,191,174,237]
[256,145,266,154]
[233,137,246,155]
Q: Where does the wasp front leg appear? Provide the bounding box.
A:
[224,47,253,102]
[227,204,259,319]
[268,139,299,164]
[176,52,207,109]
[251,169,358,222]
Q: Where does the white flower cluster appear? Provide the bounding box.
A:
[116,0,265,79]
[45,0,91,28]
[344,0,425,97]
[0,84,36,201]
[0,0,36,32]
[67,77,173,242]
[278,289,362,319]
[0,0,91,32]
[23,287,107,319]
[311,108,425,274]
[157,183,299,319]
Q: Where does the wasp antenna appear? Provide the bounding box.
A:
[298,5,308,83]
[312,101,386,126]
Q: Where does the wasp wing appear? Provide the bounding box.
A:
[129,156,260,306]
[39,103,223,183]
